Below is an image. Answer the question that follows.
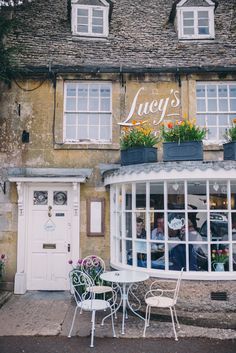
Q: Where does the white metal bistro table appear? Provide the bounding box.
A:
[100,270,149,335]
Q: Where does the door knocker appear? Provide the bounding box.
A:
[48,205,52,218]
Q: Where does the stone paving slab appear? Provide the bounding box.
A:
[0,291,236,340]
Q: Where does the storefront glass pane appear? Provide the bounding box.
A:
[151,242,165,270]
[231,213,236,240]
[135,241,147,268]
[136,183,146,210]
[125,184,132,210]
[135,212,146,239]
[126,240,132,265]
[150,182,164,209]
[188,212,207,241]
[151,213,165,241]
[190,243,208,271]
[167,212,185,240]
[209,180,228,210]
[230,182,236,210]
[167,181,185,209]
[210,212,229,241]
[211,244,229,272]
[233,244,236,271]
[187,181,207,210]
[168,243,186,271]
[125,213,132,238]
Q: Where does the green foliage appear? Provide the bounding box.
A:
[160,119,207,143]
[0,8,20,82]
[120,120,159,150]
[224,119,236,142]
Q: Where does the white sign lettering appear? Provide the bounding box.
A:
[119,87,180,127]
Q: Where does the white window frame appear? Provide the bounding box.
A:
[63,81,112,144]
[196,82,236,144]
[106,168,236,280]
[71,4,109,37]
[177,6,215,40]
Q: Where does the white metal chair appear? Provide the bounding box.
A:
[143,268,184,341]
[68,269,116,348]
[81,255,114,297]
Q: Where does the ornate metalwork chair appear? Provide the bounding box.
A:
[81,255,114,297]
[143,268,184,341]
[68,269,116,348]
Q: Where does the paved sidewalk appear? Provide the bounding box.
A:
[0,291,235,340]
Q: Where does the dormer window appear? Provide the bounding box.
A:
[71,1,109,38]
[176,0,215,40]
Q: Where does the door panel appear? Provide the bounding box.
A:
[27,185,72,290]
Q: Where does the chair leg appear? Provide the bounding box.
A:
[90,310,96,348]
[147,305,151,327]
[68,306,78,338]
[143,305,150,337]
[170,307,178,341]
[173,306,180,328]
[110,307,116,338]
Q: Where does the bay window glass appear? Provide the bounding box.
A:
[196,82,236,142]
[64,82,112,143]
[112,179,236,276]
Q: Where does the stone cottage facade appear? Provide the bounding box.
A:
[0,0,236,306]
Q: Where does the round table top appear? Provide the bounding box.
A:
[100,270,149,284]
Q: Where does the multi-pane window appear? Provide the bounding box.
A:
[64,82,112,143]
[111,180,236,277]
[178,7,214,39]
[72,5,109,37]
[196,82,236,142]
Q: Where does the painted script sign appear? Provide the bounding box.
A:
[119,83,180,127]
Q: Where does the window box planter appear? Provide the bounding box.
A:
[121,147,158,166]
[223,142,236,160]
[163,141,203,162]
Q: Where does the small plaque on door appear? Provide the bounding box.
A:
[55,213,65,217]
[43,243,56,249]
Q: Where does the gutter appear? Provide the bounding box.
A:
[17,65,236,77]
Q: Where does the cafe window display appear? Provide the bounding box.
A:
[110,178,236,278]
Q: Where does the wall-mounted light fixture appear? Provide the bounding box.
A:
[0,181,6,194]
[22,130,30,143]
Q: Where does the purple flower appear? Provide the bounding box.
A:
[68,259,73,265]
[77,258,83,265]
[1,254,5,260]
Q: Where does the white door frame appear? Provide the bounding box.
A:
[9,177,84,294]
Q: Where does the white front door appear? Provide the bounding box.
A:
[27,185,72,290]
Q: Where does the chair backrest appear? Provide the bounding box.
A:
[69,269,93,305]
[173,267,184,303]
[81,255,106,285]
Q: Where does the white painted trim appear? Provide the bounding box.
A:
[14,181,82,293]
[177,0,215,7]
[104,167,236,186]
[177,6,215,40]
[71,4,109,37]
[8,177,86,183]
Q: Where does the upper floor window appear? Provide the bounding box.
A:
[64,82,112,144]
[176,0,215,40]
[71,1,109,37]
[196,82,236,143]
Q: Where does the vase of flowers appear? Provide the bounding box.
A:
[223,118,236,160]
[212,249,229,272]
[160,118,207,162]
[120,120,159,166]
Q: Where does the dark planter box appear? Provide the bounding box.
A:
[223,142,236,160]
[163,141,203,162]
[121,147,158,166]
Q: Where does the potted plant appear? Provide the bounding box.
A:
[160,118,207,162]
[223,118,236,160]
[212,249,229,272]
[120,120,159,166]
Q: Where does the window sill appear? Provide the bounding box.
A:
[54,142,120,150]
